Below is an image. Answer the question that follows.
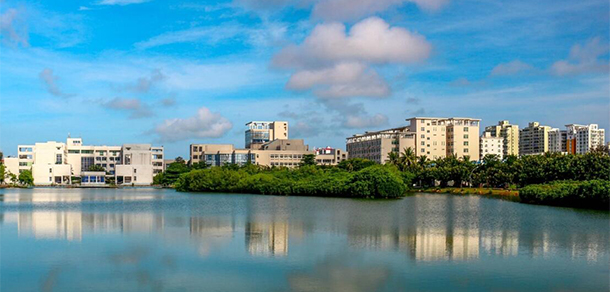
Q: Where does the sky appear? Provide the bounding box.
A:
[0,0,608,159]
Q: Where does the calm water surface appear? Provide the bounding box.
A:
[1,188,608,292]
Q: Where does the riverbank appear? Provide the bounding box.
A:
[417,187,519,197]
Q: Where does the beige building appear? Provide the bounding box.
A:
[565,124,605,154]
[315,147,348,165]
[519,122,552,155]
[347,117,480,163]
[245,121,288,149]
[484,120,519,156]
[480,132,504,160]
[190,139,315,168]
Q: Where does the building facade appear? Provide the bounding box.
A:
[245,121,288,149]
[548,128,567,154]
[565,124,606,154]
[314,147,348,165]
[346,117,480,163]
[519,122,552,155]
[484,120,519,157]
[480,132,504,160]
[9,137,163,186]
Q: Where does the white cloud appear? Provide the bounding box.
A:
[551,37,609,76]
[135,25,244,50]
[103,97,153,119]
[343,113,388,128]
[312,0,449,21]
[274,17,431,98]
[286,62,390,98]
[0,8,29,47]
[274,17,431,68]
[38,68,73,98]
[98,0,150,6]
[154,107,233,142]
[490,60,533,76]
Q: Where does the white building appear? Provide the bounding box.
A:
[9,136,164,186]
[548,128,567,154]
[480,132,504,160]
[565,124,606,154]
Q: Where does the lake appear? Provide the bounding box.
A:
[1,188,608,292]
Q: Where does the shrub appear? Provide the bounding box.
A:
[519,180,610,209]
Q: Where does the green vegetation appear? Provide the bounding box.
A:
[520,180,610,209]
[167,150,608,207]
[18,170,34,186]
[175,163,407,199]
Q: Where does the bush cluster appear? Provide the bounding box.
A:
[519,180,610,209]
[175,164,407,199]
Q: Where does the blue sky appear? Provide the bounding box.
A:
[1,0,608,158]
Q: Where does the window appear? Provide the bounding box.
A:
[49,168,52,173]
[464,142,469,146]
[421,127,425,131]
[134,169,137,174]
[81,150,93,154]
[463,134,469,139]
[464,127,469,132]
[421,149,425,153]
[421,134,425,138]
[464,149,469,153]
[421,142,425,145]
[68,150,80,154]
[56,154,62,164]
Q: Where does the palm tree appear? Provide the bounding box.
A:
[400,147,417,170]
[387,151,400,166]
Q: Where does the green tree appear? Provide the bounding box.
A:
[18,170,34,186]
[0,163,5,184]
[337,158,376,172]
[300,154,317,167]
[88,164,105,172]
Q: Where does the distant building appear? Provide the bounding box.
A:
[565,124,605,154]
[480,132,504,160]
[10,137,163,186]
[346,117,480,163]
[314,147,348,165]
[245,121,288,149]
[519,122,552,155]
[484,120,519,157]
[548,128,567,154]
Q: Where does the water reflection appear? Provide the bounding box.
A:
[1,189,609,291]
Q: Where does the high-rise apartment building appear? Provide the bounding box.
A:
[548,128,567,153]
[519,122,552,155]
[480,132,504,160]
[484,120,519,156]
[245,121,288,149]
[565,124,606,154]
[346,117,480,163]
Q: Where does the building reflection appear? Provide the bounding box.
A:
[245,221,289,256]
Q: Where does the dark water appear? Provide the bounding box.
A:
[1,188,608,292]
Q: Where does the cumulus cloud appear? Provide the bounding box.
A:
[490,60,533,76]
[275,17,431,98]
[322,99,389,129]
[312,0,450,21]
[153,107,233,142]
[127,69,165,93]
[103,97,153,119]
[0,8,29,47]
[98,0,150,5]
[551,37,609,76]
[39,68,73,98]
[286,62,390,98]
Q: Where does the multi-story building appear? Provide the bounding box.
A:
[190,139,316,168]
[245,121,288,149]
[314,147,348,165]
[519,122,552,155]
[548,128,567,154]
[346,117,480,163]
[480,132,504,160]
[484,120,519,156]
[565,124,606,154]
[8,137,164,186]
